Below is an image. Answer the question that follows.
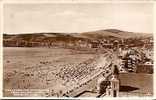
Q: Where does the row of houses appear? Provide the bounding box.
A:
[3,39,117,49]
[3,37,153,50]
[3,39,92,48]
[118,47,153,73]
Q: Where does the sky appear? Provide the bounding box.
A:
[3,3,154,34]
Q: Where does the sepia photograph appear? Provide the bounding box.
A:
[2,2,154,98]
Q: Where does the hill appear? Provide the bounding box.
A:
[3,29,153,47]
[79,29,152,39]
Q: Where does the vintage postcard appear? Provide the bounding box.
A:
[1,0,155,99]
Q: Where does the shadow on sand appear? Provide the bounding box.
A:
[120,85,139,92]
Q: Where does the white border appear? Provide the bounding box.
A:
[153,0,156,100]
[0,0,155,99]
[0,0,3,98]
[1,0,156,4]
